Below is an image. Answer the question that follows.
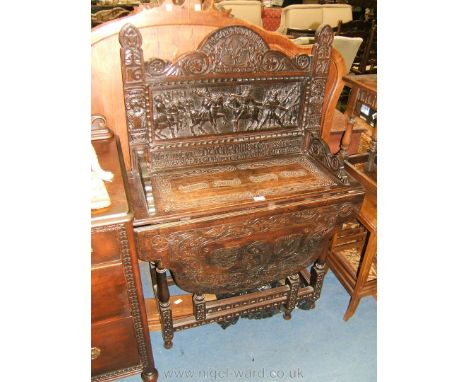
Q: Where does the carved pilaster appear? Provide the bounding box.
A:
[303,24,334,140]
[283,274,300,320]
[118,227,153,370]
[119,24,152,164]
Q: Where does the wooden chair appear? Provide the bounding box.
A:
[92,1,366,349]
[336,19,377,74]
[91,2,349,170]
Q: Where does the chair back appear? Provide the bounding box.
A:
[332,36,363,74]
[322,4,352,29]
[336,19,376,74]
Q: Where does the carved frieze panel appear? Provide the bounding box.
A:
[149,79,306,140]
[140,203,356,294]
[149,134,303,171]
[119,23,334,167]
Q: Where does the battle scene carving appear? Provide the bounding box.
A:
[119,23,335,167]
[150,81,304,139]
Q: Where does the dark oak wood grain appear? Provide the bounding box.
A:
[101,1,366,349]
[91,122,158,381]
[91,1,347,170]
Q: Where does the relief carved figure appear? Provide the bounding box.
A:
[150,82,302,140]
[125,90,147,130]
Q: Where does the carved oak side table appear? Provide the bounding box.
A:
[91,117,158,381]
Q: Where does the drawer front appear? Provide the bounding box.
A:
[91,226,122,265]
[91,263,131,323]
[91,317,141,377]
[136,201,359,295]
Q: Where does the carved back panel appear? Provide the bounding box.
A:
[119,12,334,172]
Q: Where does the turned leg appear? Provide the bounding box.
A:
[153,263,174,349]
[365,124,377,173]
[339,84,359,159]
[339,115,355,159]
[343,230,377,321]
[141,368,158,382]
[192,293,206,321]
[283,274,300,320]
[310,261,327,304]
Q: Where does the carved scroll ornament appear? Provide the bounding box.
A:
[145,26,311,78]
[308,137,349,185]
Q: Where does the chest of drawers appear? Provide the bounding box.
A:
[91,120,158,382]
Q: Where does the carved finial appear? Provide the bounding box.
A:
[119,23,142,48]
[314,24,334,47]
[119,23,145,84]
[312,24,333,76]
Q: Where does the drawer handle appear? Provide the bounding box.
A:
[91,347,101,360]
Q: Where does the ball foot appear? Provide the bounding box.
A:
[164,340,173,349]
[141,368,158,382]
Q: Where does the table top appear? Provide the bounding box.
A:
[149,155,339,218]
[343,74,377,94]
[91,136,132,227]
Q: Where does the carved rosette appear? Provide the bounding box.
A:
[308,137,349,185]
[119,24,152,148]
